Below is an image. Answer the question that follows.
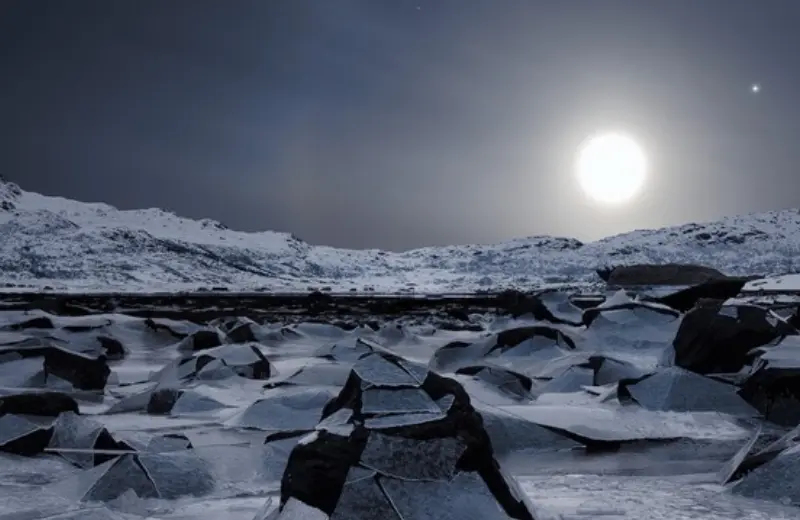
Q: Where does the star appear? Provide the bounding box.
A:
[751,83,761,94]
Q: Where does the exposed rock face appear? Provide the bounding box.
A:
[0,392,79,417]
[738,336,800,426]
[600,263,728,287]
[5,316,55,330]
[670,301,795,375]
[44,349,110,391]
[177,329,225,352]
[273,352,537,519]
[651,277,750,312]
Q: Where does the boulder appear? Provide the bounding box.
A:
[44,348,110,390]
[5,316,55,330]
[669,301,794,375]
[600,263,727,287]
[176,329,225,352]
[96,336,125,360]
[272,352,537,519]
[652,277,749,313]
[738,336,800,426]
[0,342,111,390]
[0,391,79,417]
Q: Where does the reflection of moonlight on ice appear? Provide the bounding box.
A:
[576,133,647,205]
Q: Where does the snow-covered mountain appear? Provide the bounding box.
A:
[2,177,800,293]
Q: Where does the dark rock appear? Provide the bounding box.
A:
[0,418,53,456]
[456,365,534,398]
[0,392,79,416]
[670,302,794,375]
[0,341,112,390]
[651,278,749,313]
[179,329,224,352]
[738,337,800,426]
[437,321,484,332]
[197,344,272,380]
[618,367,757,415]
[6,316,54,330]
[787,308,800,331]
[44,348,110,391]
[363,321,380,331]
[720,424,799,484]
[596,267,613,282]
[332,321,358,331]
[226,321,258,343]
[63,320,109,332]
[143,318,188,339]
[430,326,574,374]
[569,295,606,310]
[601,263,727,287]
[97,336,125,360]
[276,352,536,519]
[579,355,650,386]
[495,326,577,351]
[280,429,365,514]
[446,308,471,322]
[307,291,334,311]
[147,388,182,415]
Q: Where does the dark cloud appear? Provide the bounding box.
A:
[2,0,800,249]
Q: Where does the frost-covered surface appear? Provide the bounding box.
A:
[3,178,800,292]
[746,273,800,293]
[2,294,800,519]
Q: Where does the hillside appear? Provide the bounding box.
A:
[2,178,800,293]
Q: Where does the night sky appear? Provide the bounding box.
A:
[2,1,800,250]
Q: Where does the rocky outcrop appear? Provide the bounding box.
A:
[599,263,728,287]
[272,352,537,519]
[669,301,794,375]
[651,277,750,312]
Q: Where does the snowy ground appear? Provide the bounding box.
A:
[5,178,800,293]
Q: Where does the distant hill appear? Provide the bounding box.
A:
[2,178,799,293]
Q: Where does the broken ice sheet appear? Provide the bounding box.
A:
[379,471,510,520]
[48,412,108,468]
[359,432,465,481]
[226,388,335,431]
[0,413,44,448]
[361,387,441,415]
[397,359,429,385]
[265,497,327,520]
[53,452,215,502]
[354,353,422,388]
[436,394,455,413]
[364,412,445,429]
[330,473,398,520]
[626,367,758,416]
[316,407,355,437]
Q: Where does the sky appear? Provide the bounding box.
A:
[2,1,800,250]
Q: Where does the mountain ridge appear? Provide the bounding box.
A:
[2,178,800,292]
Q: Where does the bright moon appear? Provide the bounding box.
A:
[576,133,647,205]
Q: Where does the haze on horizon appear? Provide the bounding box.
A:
[2,0,800,251]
